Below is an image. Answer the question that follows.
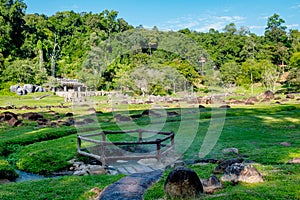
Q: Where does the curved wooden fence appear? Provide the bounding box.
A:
[77,129,175,166]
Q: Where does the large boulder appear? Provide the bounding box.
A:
[214,158,244,174]
[164,167,204,199]
[21,112,43,121]
[35,86,46,93]
[221,163,263,183]
[0,112,18,121]
[10,85,20,93]
[16,87,27,96]
[261,90,274,100]
[115,114,132,122]
[23,84,36,93]
[8,117,22,127]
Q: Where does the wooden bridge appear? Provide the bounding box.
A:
[77,129,175,166]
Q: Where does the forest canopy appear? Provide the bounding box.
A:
[0,0,299,95]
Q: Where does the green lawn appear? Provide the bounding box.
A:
[0,94,299,199]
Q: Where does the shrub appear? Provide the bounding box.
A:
[0,160,18,180]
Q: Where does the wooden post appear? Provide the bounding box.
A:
[171,132,175,150]
[77,136,81,151]
[101,132,106,166]
[156,139,161,162]
[138,129,143,142]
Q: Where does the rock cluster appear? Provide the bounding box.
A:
[221,163,264,183]
[0,111,22,127]
[68,159,106,176]
[10,84,46,95]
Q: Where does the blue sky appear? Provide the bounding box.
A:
[23,0,300,35]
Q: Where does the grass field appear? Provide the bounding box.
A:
[0,92,299,199]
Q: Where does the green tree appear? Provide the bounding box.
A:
[290,52,300,68]
[220,61,241,85]
[265,13,287,44]
[0,0,26,57]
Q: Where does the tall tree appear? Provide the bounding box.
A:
[265,13,287,44]
[0,0,26,57]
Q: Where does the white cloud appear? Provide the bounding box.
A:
[158,14,245,32]
[291,3,300,9]
[286,24,299,29]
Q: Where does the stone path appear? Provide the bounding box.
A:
[99,170,163,200]
[111,158,166,175]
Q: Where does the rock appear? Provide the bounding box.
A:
[0,179,11,185]
[35,86,45,93]
[21,112,43,121]
[115,114,132,122]
[279,142,291,146]
[286,94,295,99]
[142,109,161,117]
[287,158,300,164]
[214,158,244,174]
[222,148,239,155]
[248,97,259,102]
[23,84,36,93]
[261,98,271,103]
[199,105,206,109]
[201,175,222,194]
[1,111,18,121]
[65,112,73,117]
[167,111,180,117]
[261,90,274,100]
[221,163,263,183]
[64,118,75,126]
[174,160,186,168]
[16,87,27,96]
[73,170,87,176]
[83,118,96,124]
[87,165,106,175]
[164,167,204,199]
[219,105,231,109]
[10,85,19,93]
[8,117,22,127]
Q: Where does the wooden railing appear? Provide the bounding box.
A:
[77,129,174,166]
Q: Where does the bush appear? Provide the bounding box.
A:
[0,160,18,180]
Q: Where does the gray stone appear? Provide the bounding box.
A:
[222,147,239,155]
[214,158,244,174]
[87,165,106,175]
[73,170,87,176]
[287,158,300,164]
[164,167,204,199]
[16,87,27,96]
[279,142,291,147]
[174,160,186,168]
[201,175,222,194]
[221,163,263,183]
[10,85,19,93]
[24,84,36,93]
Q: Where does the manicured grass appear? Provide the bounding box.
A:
[0,174,124,200]
[0,93,299,199]
[9,134,78,174]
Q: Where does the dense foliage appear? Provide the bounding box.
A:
[0,0,299,94]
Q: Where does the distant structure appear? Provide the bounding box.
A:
[56,78,86,92]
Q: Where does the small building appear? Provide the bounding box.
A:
[56,78,86,92]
